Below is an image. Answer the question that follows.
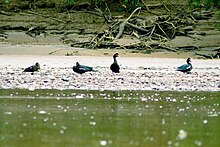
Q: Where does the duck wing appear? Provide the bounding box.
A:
[110,63,120,73]
[24,65,34,72]
[177,64,191,72]
[73,66,84,74]
[79,65,92,71]
[73,64,96,74]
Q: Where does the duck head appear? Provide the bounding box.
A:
[186,58,191,64]
[35,62,40,68]
[76,62,80,67]
[35,62,40,66]
[113,53,119,58]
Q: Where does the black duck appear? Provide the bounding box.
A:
[176,58,193,73]
[23,62,40,72]
[73,62,96,74]
[110,53,120,73]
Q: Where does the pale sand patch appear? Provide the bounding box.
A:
[0,44,195,58]
[0,55,219,69]
[0,55,219,91]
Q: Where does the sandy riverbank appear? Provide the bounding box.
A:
[0,55,219,91]
[0,44,196,58]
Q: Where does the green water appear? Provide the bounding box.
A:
[0,90,219,147]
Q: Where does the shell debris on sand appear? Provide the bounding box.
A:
[0,56,219,91]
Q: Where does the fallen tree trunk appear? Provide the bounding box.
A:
[126,22,149,34]
[194,51,213,59]
[159,45,177,52]
[115,7,141,39]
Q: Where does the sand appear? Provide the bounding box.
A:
[0,55,219,91]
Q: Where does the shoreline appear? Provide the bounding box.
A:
[0,89,219,99]
[0,55,219,91]
[0,54,219,68]
[0,44,197,58]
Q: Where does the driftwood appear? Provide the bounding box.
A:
[211,47,220,51]
[67,6,195,50]
[70,41,91,48]
[213,51,220,58]
[62,6,216,57]
[178,46,199,51]
[126,22,149,33]
[48,49,63,55]
[26,26,47,37]
[95,5,112,23]
[73,11,190,50]
[194,51,213,59]
[194,50,220,59]
[115,7,141,39]
[159,45,177,52]
[91,30,110,49]
[140,0,149,11]
[139,3,171,11]
[191,11,214,20]
[0,11,12,16]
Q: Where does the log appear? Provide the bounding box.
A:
[48,49,63,55]
[178,46,199,51]
[213,51,220,59]
[95,6,112,23]
[0,11,12,16]
[126,22,149,33]
[140,0,149,11]
[115,22,126,39]
[115,7,141,39]
[159,45,177,52]
[194,51,213,59]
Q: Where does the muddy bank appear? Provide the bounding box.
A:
[0,2,220,58]
[0,44,197,58]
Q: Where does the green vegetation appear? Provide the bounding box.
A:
[189,0,201,8]
[214,22,220,30]
[214,11,220,30]
[66,0,76,4]
[206,0,220,9]
[0,0,142,12]
[189,0,220,9]
[1,0,219,12]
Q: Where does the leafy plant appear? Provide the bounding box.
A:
[66,0,76,5]
[4,0,10,3]
[214,22,220,30]
[189,0,220,9]
[216,10,220,15]
[91,0,102,5]
[189,0,201,8]
[206,0,220,8]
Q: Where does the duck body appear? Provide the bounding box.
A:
[176,58,193,73]
[23,62,40,72]
[73,62,95,74]
[110,53,120,73]
[110,63,120,73]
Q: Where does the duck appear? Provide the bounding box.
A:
[73,62,96,74]
[110,53,120,73]
[23,62,40,72]
[176,58,193,73]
